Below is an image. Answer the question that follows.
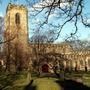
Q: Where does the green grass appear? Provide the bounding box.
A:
[32,78,61,90]
[82,74,90,87]
[0,71,90,90]
[0,71,30,90]
[65,72,90,87]
[0,72,61,90]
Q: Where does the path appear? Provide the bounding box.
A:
[25,78,61,90]
[25,77,90,90]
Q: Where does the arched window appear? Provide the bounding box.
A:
[15,13,20,25]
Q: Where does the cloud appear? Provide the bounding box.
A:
[49,13,57,18]
[28,0,69,19]
[87,19,90,23]
[28,0,69,18]
[29,0,69,11]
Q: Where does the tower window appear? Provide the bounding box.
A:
[15,13,20,25]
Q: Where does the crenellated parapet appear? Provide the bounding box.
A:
[6,3,27,13]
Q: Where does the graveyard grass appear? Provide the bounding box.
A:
[0,71,90,90]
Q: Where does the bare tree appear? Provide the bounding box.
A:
[0,0,90,74]
[0,0,90,42]
[28,0,90,41]
[4,38,29,72]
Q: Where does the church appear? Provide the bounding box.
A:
[1,3,90,72]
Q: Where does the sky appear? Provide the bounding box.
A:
[0,0,90,43]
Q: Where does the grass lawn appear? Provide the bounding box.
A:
[32,78,61,90]
[0,72,61,90]
[0,72,90,90]
[82,73,90,87]
[65,72,90,87]
[0,72,30,90]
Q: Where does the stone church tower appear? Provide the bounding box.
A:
[4,3,29,71]
[5,3,28,50]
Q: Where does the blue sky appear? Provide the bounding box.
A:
[0,0,90,42]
